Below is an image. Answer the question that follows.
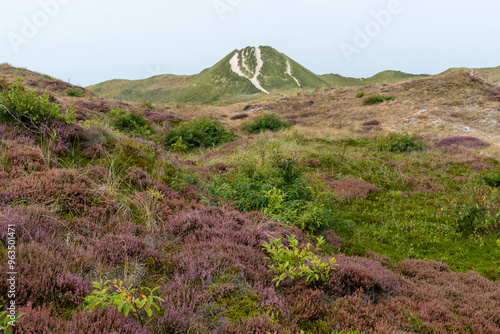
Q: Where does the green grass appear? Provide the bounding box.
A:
[363,95,396,105]
[200,131,500,279]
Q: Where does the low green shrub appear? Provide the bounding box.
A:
[377,132,426,153]
[140,101,155,110]
[262,235,337,286]
[65,88,85,97]
[110,109,154,137]
[363,95,395,105]
[484,173,500,188]
[241,113,292,133]
[0,305,23,334]
[208,154,336,232]
[84,279,164,326]
[163,117,237,152]
[0,78,71,129]
[355,91,365,98]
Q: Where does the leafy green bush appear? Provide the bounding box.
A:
[110,109,154,137]
[84,279,164,326]
[0,305,24,334]
[140,101,155,109]
[241,113,292,133]
[65,88,85,97]
[209,154,336,232]
[355,91,365,98]
[0,78,71,129]
[363,95,395,105]
[484,173,500,188]
[377,132,426,153]
[163,117,237,152]
[262,235,337,286]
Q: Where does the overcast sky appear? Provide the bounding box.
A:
[1,0,499,87]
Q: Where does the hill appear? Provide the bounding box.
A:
[88,46,330,105]
[321,70,428,86]
[1,64,500,333]
[444,65,500,85]
[87,47,428,105]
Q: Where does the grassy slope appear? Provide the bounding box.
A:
[444,66,500,85]
[321,70,429,87]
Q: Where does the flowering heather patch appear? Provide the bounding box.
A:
[84,142,104,159]
[0,206,66,245]
[362,120,381,127]
[124,166,153,190]
[43,120,81,143]
[6,142,48,172]
[434,136,489,149]
[328,178,381,200]
[162,206,289,285]
[7,168,94,214]
[53,139,70,155]
[252,283,289,318]
[362,120,381,131]
[90,234,147,265]
[230,113,249,120]
[403,174,446,195]
[7,167,117,220]
[320,230,345,250]
[324,254,404,298]
[144,111,183,123]
[133,137,160,152]
[155,195,200,221]
[303,158,321,168]
[158,281,198,333]
[54,273,89,307]
[223,314,292,334]
[284,285,329,324]
[0,243,69,306]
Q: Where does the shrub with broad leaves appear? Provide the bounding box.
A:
[163,117,238,152]
[0,78,73,130]
[84,279,164,326]
[262,235,337,287]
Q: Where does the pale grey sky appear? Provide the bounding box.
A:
[1,0,499,86]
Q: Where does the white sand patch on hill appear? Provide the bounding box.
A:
[230,47,269,94]
[285,59,301,87]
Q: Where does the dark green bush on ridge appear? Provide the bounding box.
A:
[377,132,426,153]
[163,117,237,152]
[0,78,71,129]
[65,88,85,97]
[363,95,395,105]
[241,113,292,133]
[110,109,154,137]
[484,173,500,188]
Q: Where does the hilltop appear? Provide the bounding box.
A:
[0,63,500,333]
[87,46,425,105]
